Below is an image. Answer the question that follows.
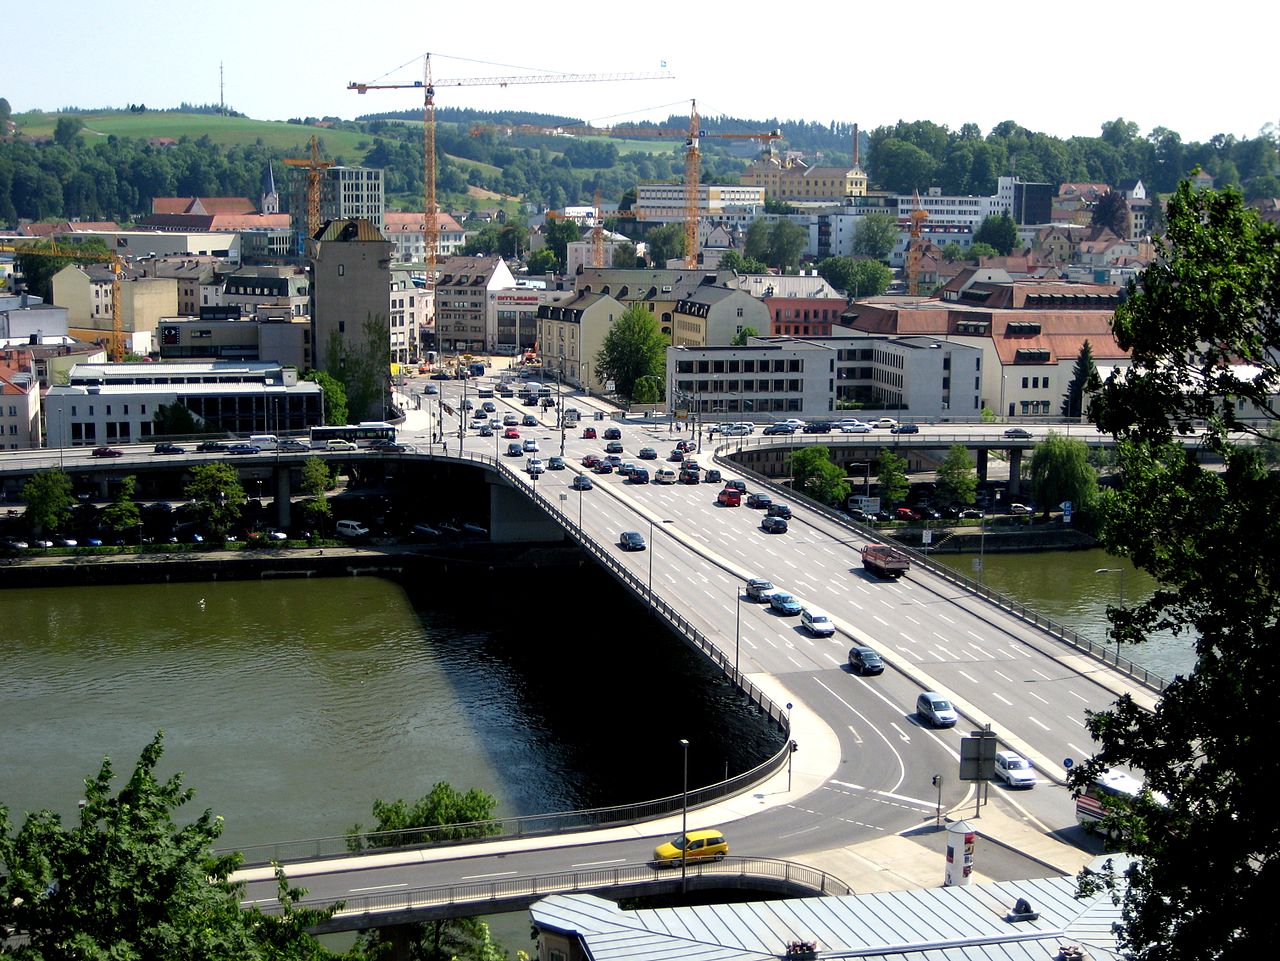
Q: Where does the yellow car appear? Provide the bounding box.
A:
[652,829,728,867]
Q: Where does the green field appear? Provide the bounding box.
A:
[13,111,374,160]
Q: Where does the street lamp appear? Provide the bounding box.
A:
[734,579,742,682]
[1095,567,1126,662]
[679,738,689,893]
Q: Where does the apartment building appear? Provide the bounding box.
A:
[433,255,516,353]
[0,349,40,450]
[383,211,466,263]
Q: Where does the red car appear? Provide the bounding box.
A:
[581,453,602,468]
[717,488,742,507]
[581,427,597,439]
[503,427,520,439]
[92,446,124,458]
[895,507,919,521]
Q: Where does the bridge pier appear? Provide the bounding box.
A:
[488,476,565,543]
[274,466,292,530]
[98,476,110,500]
[975,448,988,483]
[1007,448,1022,498]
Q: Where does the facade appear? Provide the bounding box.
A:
[45,229,240,262]
[633,183,764,226]
[389,266,429,364]
[136,256,221,316]
[0,348,40,450]
[309,219,393,418]
[290,166,386,240]
[491,285,545,353]
[741,157,868,204]
[0,299,69,341]
[732,272,846,337]
[0,336,106,390]
[383,211,466,263]
[157,316,311,370]
[670,285,771,347]
[223,265,311,320]
[52,264,178,351]
[575,267,738,339]
[45,361,323,447]
[535,292,624,391]
[433,256,517,353]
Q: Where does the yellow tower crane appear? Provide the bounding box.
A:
[906,190,929,297]
[1,241,125,361]
[282,135,335,241]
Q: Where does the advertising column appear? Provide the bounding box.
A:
[943,819,976,887]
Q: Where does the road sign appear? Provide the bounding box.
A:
[959,730,998,781]
[922,530,933,545]
[1063,758,1074,769]
[1061,500,1073,524]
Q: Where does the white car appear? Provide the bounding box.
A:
[800,608,835,637]
[870,417,899,429]
[994,751,1036,789]
[523,439,540,453]
[781,418,806,429]
[526,458,545,475]
[839,422,872,433]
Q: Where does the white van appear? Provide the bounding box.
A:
[249,434,279,450]
[654,467,677,484]
[335,520,370,539]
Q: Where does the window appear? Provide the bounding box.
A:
[1021,377,1028,388]
[337,265,345,276]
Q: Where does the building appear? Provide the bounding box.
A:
[44,361,323,447]
[671,284,771,347]
[741,130,868,205]
[1,294,69,342]
[42,229,240,262]
[382,211,466,263]
[535,291,624,391]
[0,336,106,390]
[134,256,221,316]
[575,267,738,339]
[157,313,311,370]
[491,284,546,353]
[0,348,41,450]
[389,266,429,364]
[51,263,178,355]
[290,166,386,241]
[633,183,764,227]
[566,231,636,275]
[433,255,516,353]
[309,219,393,419]
[222,265,311,320]
[152,196,258,217]
[732,272,846,337]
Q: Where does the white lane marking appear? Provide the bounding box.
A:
[1028,691,1050,705]
[932,631,949,642]
[1028,716,1050,731]
[847,724,863,745]
[873,615,889,626]
[967,630,985,640]
[1068,716,1086,728]
[784,558,798,569]
[904,615,921,625]
[958,670,979,683]
[968,642,992,658]
[778,822,826,840]
[350,882,409,893]
[994,670,1015,683]
[899,632,916,644]
[994,648,1013,659]
[991,692,1013,706]
[460,871,518,880]
[1032,669,1053,681]
[787,655,804,668]
[1069,690,1089,702]
[572,858,626,868]
[1068,742,1090,758]
[889,722,911,742]
[815,677,908,792]
[824,653,840,665]
[874,789,937,807]
[936,614,955,624]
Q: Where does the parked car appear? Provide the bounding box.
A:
[767,503,792,520]
[761,515,788,534]
[847,645,884,675]
[890,423,920,434]
[571,474,594,491]
[1003,427,1032,439]
[894,507,919,521]
[582,427,598,439]
[745,578,776,602]
[768,592,802,615]
[1008,503,1033,515]
[153,442,185,455]
[638,447,657,460]
[652,829,727,867]
[603,427,622,440]
[915,691,959,728]
[801,608,835,636]
[746,492,773,509]
[618,530,646,551]
[92,446,124,457]
[717,488,742,507]
[335,520,370,539]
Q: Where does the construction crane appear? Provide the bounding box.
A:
[905,190,929,297]
[282,135,335,241]
[350,55,672,324]
[1,241,125,361]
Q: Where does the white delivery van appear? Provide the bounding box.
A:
[249,434,279,450]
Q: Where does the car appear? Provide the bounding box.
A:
[526,458,545,475]
[582,427,598,439]
[92,446,124,457]
[630,467,650,484]
[335,520,370,539]
[461,399,474,411]
[762,423,794,435]
[801,608,835,636]
[761,515,788,534]
[571,474,594,491]
[681,458,701,472]
[196,441,227,452]
[503,414,520,426]
[654,467,677,484]
[745,578,776,602]
[523,395,539,406]
[504,427,520,439]
[523,439,540,452]
[541,397,556,408]
[890,423,920,434]
[279,439,309,452]
[894,507,919,521]
[767,503,792,519]
[618,530,646,551]
[32,539,54,549]
[370,441,410,453]
[679,468,700,484]
[717,488,742,507]
[84,537,104,547]
[325,439,358,451]
[1008,502,1033,515]
[522,414,539,427]
[1,537,30,550]
[619,461,638,478]
[497,385,514,397]
[916,691,959,728]
[430,371,452,380]
[915,505,942,520]
[839,422,872,433]
[603,427,622,440]
[993,750,1037,789]
[958,508,983,519]
[638,447,657,460]
[153,442,185,455]
[479,426,494,437]
[746,492,773,510]
[675,440,695,453]
[1003,427,1032,439]
[703,468,722,484]
[227,444,261,455]
[847,645,884,675]
[605,441,624,454]
[652,829,728,867]
[581,453,602,468]
[55,537,78,548]
[593,461,615,474]
[769,592,802,615]
[424,384,439,395]
[667,449,685,462]
[482,401,497,413]
[604,454,623,468]
[802,421,833,434]
[506,442,524,457]
[263,529,288,542]
[547,455,566,470]
[871,418,899,429]
[724,479,747,494]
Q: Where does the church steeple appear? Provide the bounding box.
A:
[260,161,279,214]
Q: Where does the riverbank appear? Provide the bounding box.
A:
[888,525,1098,553]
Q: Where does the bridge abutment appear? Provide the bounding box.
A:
[488,476,564,543]
[274,466,291,530]
[975,448,988,482]
[1007,448,1022,497]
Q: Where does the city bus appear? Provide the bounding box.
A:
[308,422,397,449]
[1075,769,1147,834]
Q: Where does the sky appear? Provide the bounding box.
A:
[6,0,1277,145]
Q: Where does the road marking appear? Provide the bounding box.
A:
[783,558,798,569]
[936,614,955,624]
[873,615,889,626]
[778,822,826,840]
[1068,716,1086,728]
[1028,691,1050,705]
[572,858,626,868]
[889,722,911,742]
[967,630,985,640]
[899,632,916,644]
[350,882,409,893]
[932,631,949,642]
[874,789,937,808]
[968,641,992,658]
[1032,669,1052,681]
[958,670,979,683]
[460,871,518,880]
[847,724,863,744]
[1068,690,1089,703]
[994,670,1015,683]
[787,655,804,668]
[991,692,1012,705]
[1068,742,1090,758]
[1028,716,1050,731]
[994,648,1013,659]
[904,615,921,625]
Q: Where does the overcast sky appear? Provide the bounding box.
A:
[7,0,1276,145]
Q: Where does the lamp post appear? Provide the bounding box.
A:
[734,579,742,682]
[785,702,795,791]
[1095,567,1126,662]
[999,373,1007,422]
[679,738,689,893]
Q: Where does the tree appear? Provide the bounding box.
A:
[0,97,11,129]
[632,374,664,404]
[731,326,759,346]
[718,249,767,274]
[153,400,204,436]
[817,256,858,293]
[973,212,1018,255]
[1028,432,1096,520]
[185,462,246,538]
[303,369,348,426]
[935,445,977,505]
[609,240,638,269]
[299,457,333,536]
[940,242,966,262]
[1070,183,1280,959]
[52,115,83,149]
[102,474,142,536]
[1091,189,1131,238]
[1061,340,1100,418]
[847,259,893,298]
[967,241,1000,260]
[874,447,909,506]
[790,446,850,506]
[542,217,582,271]
[525,247,558,274]
[646,222,685,266]
[21,469,73,536]
[852,212,899,261]
[766,219,808,271]
[867,138,937,193]
[595,303,667,400]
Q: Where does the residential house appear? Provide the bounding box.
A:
[383,211,466,263]
[671,284,771,347]
[535,291,624,391]
[732,272,846,337]
[0,348,40,449]
[51,263,178,355]
[432,255,516,353]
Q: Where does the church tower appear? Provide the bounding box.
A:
[260,161,280,214]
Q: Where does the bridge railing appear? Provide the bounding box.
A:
[715,445,1169,692]
[256,857,851,928]
[232,449,795,868]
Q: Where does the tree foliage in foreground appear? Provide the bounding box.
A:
[185,462,246,538]
[595,302,667,400]
[935,444,977,506]
[1028,432,1097,519]
[21,468,73,535]
[1073,182,1280,960]
[874,447,909,506]
[790,446,850,506]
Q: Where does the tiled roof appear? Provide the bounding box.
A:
[314,218,387,242]
[383,212,464,233]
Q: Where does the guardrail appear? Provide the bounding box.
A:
[255,857,852,929]
[713,443,1168,692]
[232,449,794,867]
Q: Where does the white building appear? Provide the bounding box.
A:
[389,266,430,364]
[383,211,466,263]
[634,183,764,229]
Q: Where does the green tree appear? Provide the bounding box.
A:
[153,400,203,436]
[53,115,83,149]
[817,255,858,292]
[0,97,11,128]
[1061,340,1100,418]
[101,474,142,536]
[610,240,638,268]
[299,457,333,536]
[967,241,999,260]
[185,462,246,538]
[595,303,667,400]
[1072,183,1280,959]
[791,446,850,506]
[1028,432,1096,520]
[731,326,759,346]
[718,249,767,274]
[542,217,582,271]
[632,374,664,404]
[525,247,558,274]
[303,369,348,426]
[1091,189,1131,237]
[21,469,73,536]
[941,242,966,262]
[852,212,899,261]
[848,259,893,297]
[935,444,977,505]
[743,219,771,264]
[767,219,808,271]
[647,222,685,266]
[973,213,1018,255]
[874,447,909,506]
